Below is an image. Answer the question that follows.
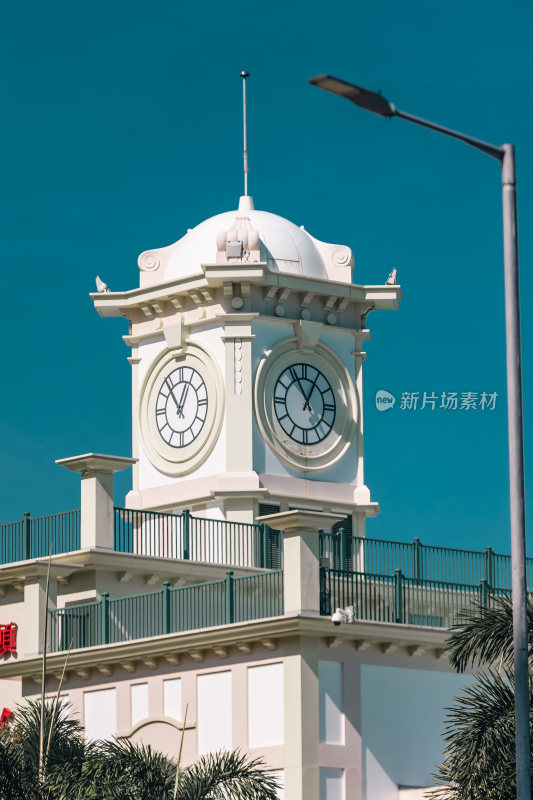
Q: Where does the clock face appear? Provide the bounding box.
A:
[140,346,224,476]
[254,341,357,472]
[274,363,336,445]
[156,366,208,448]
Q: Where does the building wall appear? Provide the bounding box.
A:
[13,634,467,800]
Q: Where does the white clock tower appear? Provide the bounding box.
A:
[92,193,401,539]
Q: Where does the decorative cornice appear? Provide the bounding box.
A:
[7,614,451,681]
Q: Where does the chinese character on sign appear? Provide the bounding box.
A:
[421,391,438,410]
[0,623,17,657]
[480,391,498,410]
[0,708,13,729]
[440,392,458,410]
[400,391,420,410]
[460,391,478,410]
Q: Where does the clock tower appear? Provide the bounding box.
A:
[92,194,401,539]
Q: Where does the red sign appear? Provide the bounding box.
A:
[0,623,17,656]
[0,708,13,729]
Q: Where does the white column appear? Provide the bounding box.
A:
[56,454,136,550]
[23,572,57,657]
[256,510,343,616]
[283,641,320,800]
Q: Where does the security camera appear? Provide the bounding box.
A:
[332,609,343,626]
[331,606,354,626]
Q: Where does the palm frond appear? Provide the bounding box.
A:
[56,738,175,800]
[430,669,532,800]
[444,594,533,672]
[176,749,281,800]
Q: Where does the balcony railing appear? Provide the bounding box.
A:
[2,507,532,600]
[0,511,80,565]
[114,507,282,569]
[319,532,533,593]
[320,566,512,629]
[48,569,283,652]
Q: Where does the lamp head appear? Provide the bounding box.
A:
[308,74,396,118]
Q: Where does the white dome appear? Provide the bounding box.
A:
[138,197,354,286]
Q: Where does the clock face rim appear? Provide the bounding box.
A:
[273,362,336,445]
[140,345,224,476]
[155,365,209,448]
[254,340,357,472]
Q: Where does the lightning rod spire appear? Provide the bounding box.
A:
[241,70,250,196]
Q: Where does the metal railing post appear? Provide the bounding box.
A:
[22,512,31,561]
[485,546,494,588]
[340,527,348,571]
[225,571,235,624]
[261,523,269,568]
[182,510,190,560]
[413,537,422,581]
[101,592,110,645]
[394,569,403,623]
[480,578,489,609]
[319,567,331,616]
[162,581,171,634]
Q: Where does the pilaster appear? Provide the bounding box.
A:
[56,454,136,549]
[222,316,256,473]
[24,574,57,657]
[256,510,343,616]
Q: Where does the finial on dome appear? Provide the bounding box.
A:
[238,195,254,211]
[240,70,250,197]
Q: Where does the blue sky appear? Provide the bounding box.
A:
[1,0,531,555]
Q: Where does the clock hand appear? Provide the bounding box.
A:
[165,378,182,411]
[303,375,320,410]
[176,383,190,418]
[289,368,308,403]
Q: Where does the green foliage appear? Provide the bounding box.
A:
[0,699,86,800]
[444,594,533,673]
[0,700,280,800]
[431,595,533,800]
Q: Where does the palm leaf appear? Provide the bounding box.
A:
[444,594,533,672]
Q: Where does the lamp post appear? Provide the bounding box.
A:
[308,74,529,800]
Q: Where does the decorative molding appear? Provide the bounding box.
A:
[117,715,196,740]
[168,295,183,310]
[138,251,161,272]
[330,246,352,268]
[236,642,253,655]
[407,645,426,657]
[234,338,243,395]
[189,649,204,662]
[96,664,113,677]
[326,637,344,649]
[164,653,181,666]
[142,656,158,669]
[261,639,277,651]
[379,642,399,655]
[9,616,450,682]
[213,646,228,658]
[75,667,91,680]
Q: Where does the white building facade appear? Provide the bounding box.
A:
[0,195,481,800]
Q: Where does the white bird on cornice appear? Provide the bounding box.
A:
[95,275,110,293]
[385,268,398,285]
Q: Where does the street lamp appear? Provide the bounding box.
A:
[309,74,529,800]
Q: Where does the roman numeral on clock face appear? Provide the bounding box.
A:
[273,363,336,445]
[156,366,209,449]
